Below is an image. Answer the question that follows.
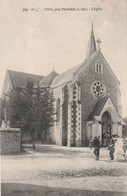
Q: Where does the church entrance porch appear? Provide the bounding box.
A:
[86,97,122,147]
[102,111,112,147]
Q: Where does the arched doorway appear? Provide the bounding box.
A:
[102,111,112,146]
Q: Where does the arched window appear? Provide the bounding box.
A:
[95,61,103,74]
[56,98,60,122]
[99,64,101,73]
[96,63,99,73]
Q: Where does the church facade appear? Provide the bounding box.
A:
[2,25,122,146]
[49,25,122,147]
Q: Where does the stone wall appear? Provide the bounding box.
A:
[0,128,21,154]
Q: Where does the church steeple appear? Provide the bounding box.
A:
[86,22,97,60]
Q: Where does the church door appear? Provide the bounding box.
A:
[101,111,112,146]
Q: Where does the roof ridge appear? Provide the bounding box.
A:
[75,50,99,75]
[39,70,59,87]
[6,69,44,89]
[7,70,15,88]
[99,51,120,85]
[59,63,81,76]
[7,69,44,77]
[51,63,82,88]
[87,96,108,121]
[41,70,58,81]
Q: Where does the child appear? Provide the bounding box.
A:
[89,138,93,149]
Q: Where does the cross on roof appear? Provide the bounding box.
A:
[96,38,101,50]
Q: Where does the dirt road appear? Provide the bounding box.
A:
[1,144,127,196]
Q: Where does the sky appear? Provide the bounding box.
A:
[0,0,127,116]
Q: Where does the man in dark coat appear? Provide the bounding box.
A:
[93,136,100,160]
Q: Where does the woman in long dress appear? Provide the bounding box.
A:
[114,138,125,161]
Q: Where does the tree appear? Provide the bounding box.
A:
[123,117,127,138]
[5,81,55,149]
[0,97,10,127]
[0,98,6,125]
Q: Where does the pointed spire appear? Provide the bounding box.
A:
[53,66,55,72]
[91,21,93,30]
[86,22,97,60]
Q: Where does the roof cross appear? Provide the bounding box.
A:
[96,38,101,50]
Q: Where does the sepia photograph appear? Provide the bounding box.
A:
[0,0,127,195]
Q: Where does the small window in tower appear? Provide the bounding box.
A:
[95,61,103,74]
[99,64,101,73]
[96,64,99,72]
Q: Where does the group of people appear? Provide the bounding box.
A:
[89,135,127,161]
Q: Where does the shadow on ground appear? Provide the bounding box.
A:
[2,183,127,196]
[1,149,31,157]
[23,144,89,156]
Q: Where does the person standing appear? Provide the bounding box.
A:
[123,138,127,155]
[106,131,110,147]
[109,136,115,160]
[93,136,100,160]
[89,138,93,149]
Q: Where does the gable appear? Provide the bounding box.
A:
[51,49,120,90]
[87,97,108,121]
[2,70,44,97]
[98,52,120,85]
[8,70,44,88]
[87,97,121,122]
[74,50,121,125]
[39,71,58,87]
[96,97,121,122]
[2,71,13,97]
[51,64,81,88]
[76,50,120,86]
[51,51,99,89]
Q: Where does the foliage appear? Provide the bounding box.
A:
[2,81,55,148]
[0,98,6,125]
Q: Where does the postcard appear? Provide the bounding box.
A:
[0,0,127,196]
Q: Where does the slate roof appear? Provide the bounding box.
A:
[51,25,97,88]
[39,71,58,87]
[87,97,108,121]
[51,64,82,88]
[8,70,44,88]
[51,50,99,88]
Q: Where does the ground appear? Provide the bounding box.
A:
[1,144,127,196]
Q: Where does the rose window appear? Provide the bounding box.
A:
[91,81,106,98]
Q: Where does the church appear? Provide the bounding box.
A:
[2,24,122,147]
[47,24,122,147]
